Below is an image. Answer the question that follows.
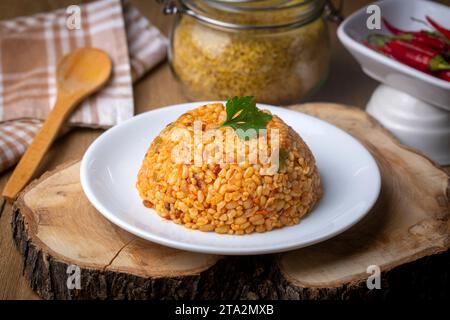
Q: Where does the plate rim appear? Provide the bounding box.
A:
[80,102,381,255]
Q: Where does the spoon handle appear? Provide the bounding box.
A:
[2,95,76,202]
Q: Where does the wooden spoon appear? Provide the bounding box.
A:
[2,48,112,202]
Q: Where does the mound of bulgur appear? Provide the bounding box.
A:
[136,103,322,235]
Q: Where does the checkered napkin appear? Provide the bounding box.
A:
[0,0,168,173]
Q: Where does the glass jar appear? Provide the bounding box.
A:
[160,0,338,105]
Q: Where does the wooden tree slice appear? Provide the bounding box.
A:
[277,103,450,300]
[12,161,223,299]
[11,103,449,300]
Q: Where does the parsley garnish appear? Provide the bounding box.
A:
[219,96,272,140]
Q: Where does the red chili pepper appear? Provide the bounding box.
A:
[366,34,438,56]
[426,16,450,39]
[437,70,450,82]
[383,18,448,51]
[413,31,448,51]
[386,40,450,72]
[406,39,440,56]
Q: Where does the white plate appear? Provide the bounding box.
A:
[80,102,381,255]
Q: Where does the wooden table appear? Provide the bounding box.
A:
[0,0,415,299]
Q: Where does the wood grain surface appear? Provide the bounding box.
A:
[0,0,447,299]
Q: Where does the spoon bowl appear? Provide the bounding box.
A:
[57,48,111,97]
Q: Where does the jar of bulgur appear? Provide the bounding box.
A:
[159,0,338,105]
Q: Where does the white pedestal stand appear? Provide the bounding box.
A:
[366,85,450,165]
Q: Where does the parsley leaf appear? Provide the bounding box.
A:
[219,96,272,140]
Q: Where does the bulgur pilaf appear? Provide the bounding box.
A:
[136,103,322,235]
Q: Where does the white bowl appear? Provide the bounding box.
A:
[337,0,450,111]
[80,102,381,255]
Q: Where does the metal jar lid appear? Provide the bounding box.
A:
[156,0,343,30]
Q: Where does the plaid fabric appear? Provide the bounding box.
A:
[0,0,168,173]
